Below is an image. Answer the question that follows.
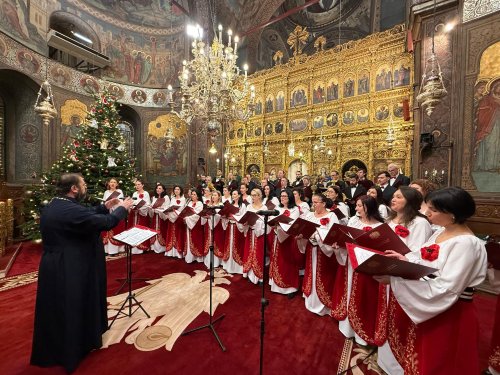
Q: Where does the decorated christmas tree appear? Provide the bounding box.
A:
[21,90,137,241]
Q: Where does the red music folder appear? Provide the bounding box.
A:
[177,206,197,220]
[134,199,146,209]
[319,223,360,248]
[331,207,346,220]
[347,243,438,279]
[486,241,500,270]
[354,223,411,255]
[198,206,218,218]
[267,214,294,227]
[234,211,260,226]
[151,197,165,209]
[105,190,121,201]
[279,217,319,238]
[218,201,240,217]
[163,205,181,213]
[265,199,276,210]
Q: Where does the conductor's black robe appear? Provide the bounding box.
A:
[30,196,128,373]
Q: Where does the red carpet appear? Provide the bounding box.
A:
[0,244,496,374]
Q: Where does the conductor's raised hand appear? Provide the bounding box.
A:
[104,198,120,210]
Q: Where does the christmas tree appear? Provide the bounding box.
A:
[21,90,137,241]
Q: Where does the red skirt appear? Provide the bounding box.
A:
[330,264,348,321]
[222,223,245,264]
[243,230,264,279]
[150,213,167,246]
[387,291,481,375]
[102,219,126,246]
[269,235,301,289]
[302,243,338,308]
[203,221,225,258]
[186,220,205,257]
[489,294,500,372]
[347,273,388,346]
[165,219,186,254]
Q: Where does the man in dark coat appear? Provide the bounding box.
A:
[31,173,133,373]
[377,171,397,205]
[342,175,367,216]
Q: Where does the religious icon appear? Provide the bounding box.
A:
[394,61,411,87]
[326,112,338,126]
[342,111,355,125]
[80,77,100,94]
[289,119,308,132]
[290,86,307,108]
[358,70,370,95]
[375,65,392,91]
[153,91,166,105]
[108,84,125,99]
[50,66,70,86]
[131,89,147,104]
[343,77,355,98]
[375,105,389,120]
[276,91,285,111]
[357,108,369,123]
[266,95,274,113]
[237,128,244,138]
[313,82,325,104]
[327,79,339,101]
[265,123,273,136]
[275,122,284,133]
[255,126,262,136]
[17,51,40,74]
[313,116,324,129]
[255,99,263,115]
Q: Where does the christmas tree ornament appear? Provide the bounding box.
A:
[107,156,117,167]
[100,138,109,149]
[89,119,98,128]
[117,142,125,152]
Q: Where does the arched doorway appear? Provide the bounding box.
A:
[341,159,367,180]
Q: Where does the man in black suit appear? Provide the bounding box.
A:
[356,168,374,190]
[327,170,347,191]
[377,171,397,205]
[388,163,410,188]
[291,170,304,188]
[343,175,367,216]
[225,172,238,192]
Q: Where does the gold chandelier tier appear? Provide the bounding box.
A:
[168,25,255,138]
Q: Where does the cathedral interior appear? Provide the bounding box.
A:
[0,0,499,235]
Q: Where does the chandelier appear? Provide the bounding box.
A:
[416,0,447,116]
[34,80,57,126]
[167,24,255,139]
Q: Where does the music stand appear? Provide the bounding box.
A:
[108,226,156,329]
[182,205,226,351]
[114,213,149,295]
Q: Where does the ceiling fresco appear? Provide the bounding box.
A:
[0,0,406,88]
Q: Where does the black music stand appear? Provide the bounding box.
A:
[182,205,226,351]
[108,227,156,329]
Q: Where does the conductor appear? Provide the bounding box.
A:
[30,173,133,372]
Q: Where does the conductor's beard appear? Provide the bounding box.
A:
[75,187,87,202]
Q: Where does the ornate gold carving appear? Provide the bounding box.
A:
[314,36,327,52]
[147,114,186,139]
[287,26,309,57]
[230,25,413,179]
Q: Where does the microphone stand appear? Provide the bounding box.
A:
[182,205,226,351]
[257,211,274,375]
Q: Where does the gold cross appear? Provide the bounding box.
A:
[287,26,309,56]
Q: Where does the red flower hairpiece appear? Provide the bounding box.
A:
[362,226,372,232]
[320,217,330,226]
[138,193,144,199]
[394,224,410,238]
[420,244,440,261]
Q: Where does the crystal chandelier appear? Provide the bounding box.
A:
[167,24,255,139]
[416,0,447,116]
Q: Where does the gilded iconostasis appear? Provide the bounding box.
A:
[228,24,414,182]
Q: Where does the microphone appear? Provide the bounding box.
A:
[256,209,280,216]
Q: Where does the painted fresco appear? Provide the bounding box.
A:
[326,78,339,101]
[375,64,392,91]
[358,70,370,95]
[343,74,355,98]
[290,85,307,108]
[276,91,285,111]
[265,94,274,113]
[312,82,325,104]
[0,0,188,88]
[146,114,187,181]
[393,59,411,87]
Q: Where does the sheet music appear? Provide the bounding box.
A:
[113,226,157,247]
[354,247,375,265]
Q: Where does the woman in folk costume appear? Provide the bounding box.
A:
[164,185,186,258]
[367,186,390,220]
[331,195,385,346]
[203,190,225,269]
[243,188,267,284]
[375,187,487,375]
[262,184,280,208]
[269,189,301,298]
[184,190,205,263]
[149,183,170,254]
[375,186,433,372]
[325,185,350,224]
[240,183,252,206]
[221,189,246,274]
[221,186,231,204]
[201,186,213,205]
[297,194,339,316]
[129,178,151,254]
[102,178,125,255]
[292,187,310,217]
